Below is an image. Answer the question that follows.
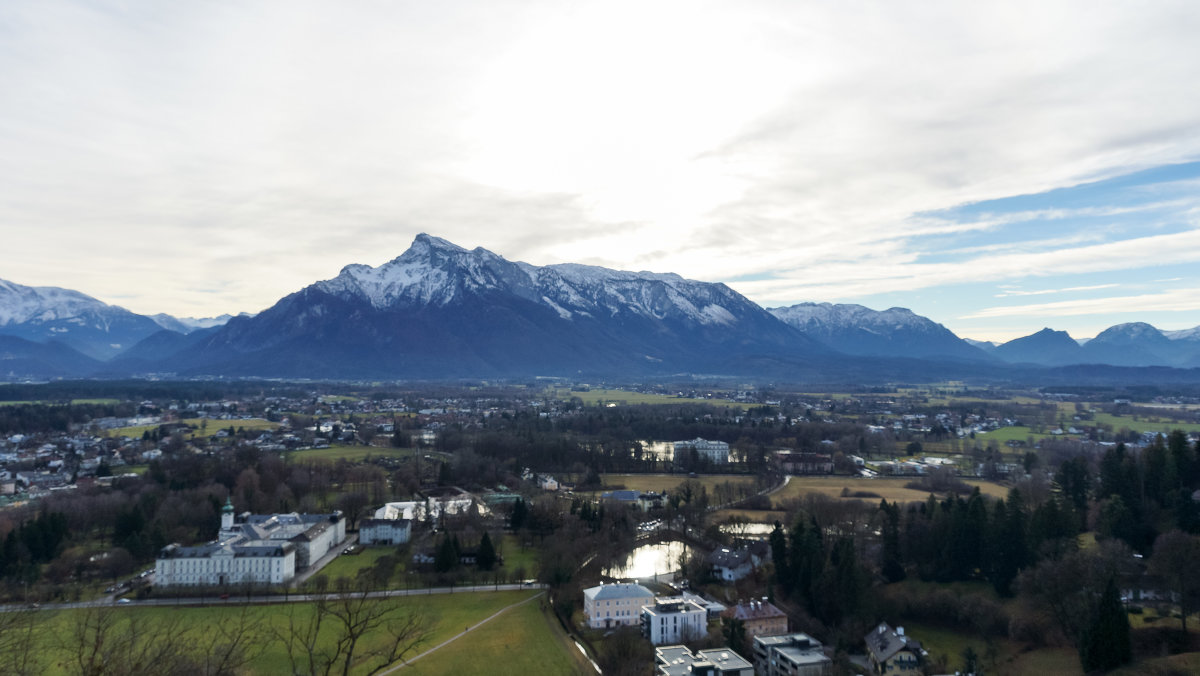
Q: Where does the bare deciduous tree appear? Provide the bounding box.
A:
[0,606,43,676]
[273,581,431,676]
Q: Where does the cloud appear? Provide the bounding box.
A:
[1,0,1200,324]
[994,284,1120,298]
[962,288,1200,319]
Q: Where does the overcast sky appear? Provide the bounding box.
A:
[3,1,1200,342]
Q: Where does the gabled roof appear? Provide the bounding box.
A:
[726,600,785,622]
[709,547,751,568]
[865,622,922,665]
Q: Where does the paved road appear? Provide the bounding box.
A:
[0,582,546,613]
[291,533,359,587]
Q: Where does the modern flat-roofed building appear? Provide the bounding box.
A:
[642,599,708,645]
[655,645,754,675]
[753,633,832,676]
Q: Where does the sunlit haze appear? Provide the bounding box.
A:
[3,1,1200,342]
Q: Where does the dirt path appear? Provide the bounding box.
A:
[379,590,546,673]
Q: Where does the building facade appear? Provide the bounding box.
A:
[864,623,924,675]
[726,600,788,638]
[642,599,708,645]
[673,438,730,464]
[359,518,412,546]
[155,498,345,588]
[753,633,833,676]
[583,583,655,629]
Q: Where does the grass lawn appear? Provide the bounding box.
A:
[107,418,281,441]
[1090,411,1200,435]
[309,534,537,590]
[901,620,1082,676]
[497,533,540,579]
[592,473,758,496]
[0,398,122,406]
[1128,605,1200,632]
[309,546,404,588]
[975,425,1063,444]
[769,476,1008,507]
[406,593,587,675]
[38,590,543,675]
[286,445,414,463]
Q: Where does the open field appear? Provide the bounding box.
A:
[106,418,280,441]
[0,398,122,406]
[406,594,587,675]
[770,476,1008,507]
[902,620,1082,676]
[311,534,538,589]
[591,473,759,496]
[310,546,402,588]
[975,425,1063,444]
[549,387,747,409]
[286,444,413,463]
[1089,411,1200,435]
[36,590,545,675]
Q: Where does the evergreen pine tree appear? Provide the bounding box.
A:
[1080,577,1132,672]
[769,521,791,594]
[477,531,497,571]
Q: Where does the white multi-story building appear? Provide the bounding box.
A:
[673,438,730,464]
[583,583,655,629]
[360,518,412,546]
[155,498,345,588]
[642,599,708,645]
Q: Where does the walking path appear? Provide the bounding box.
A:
[378,590,546,673]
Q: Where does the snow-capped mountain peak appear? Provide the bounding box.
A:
[314,234,745,326]
[0,279,108,326]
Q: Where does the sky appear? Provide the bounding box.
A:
[2,1,1200,343]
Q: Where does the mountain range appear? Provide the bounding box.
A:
[2,234,1199,381]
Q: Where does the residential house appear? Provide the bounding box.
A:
[583,583,655,629]
[725,600,787,638]
[710,548,755,582]
[864,623,923,675]
[655,645,754,675]
[638,491,667,511]
[753,633,832,676]
[642,599,708,645]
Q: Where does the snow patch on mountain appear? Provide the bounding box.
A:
[315,234,745,327]
[1163,325,1200,341]
[0,279,110,326]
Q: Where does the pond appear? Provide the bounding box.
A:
[604,541,695,580]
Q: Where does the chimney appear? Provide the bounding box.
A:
[897,626,905,636]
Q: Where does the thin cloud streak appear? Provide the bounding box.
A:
[0,0,1198,338]
[962,288,1200,319]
